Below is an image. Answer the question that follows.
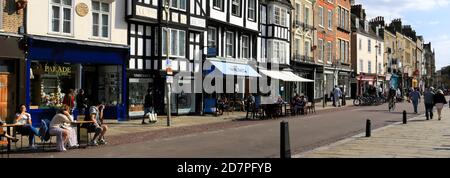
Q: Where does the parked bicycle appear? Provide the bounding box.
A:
[353,95,386,106]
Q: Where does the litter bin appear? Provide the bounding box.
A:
[342,95,346,106]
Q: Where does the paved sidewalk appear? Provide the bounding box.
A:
[295,106,450,158]
[107,99,354,137]
[105,112,246,137]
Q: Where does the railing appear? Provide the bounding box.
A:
[294,20,315,31]
[293,54,314,63]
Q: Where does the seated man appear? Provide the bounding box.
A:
[85,101,109,146]
[297,96,306,115]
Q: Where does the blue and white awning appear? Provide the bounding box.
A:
[208,60,261,77]
[259,69,314,82]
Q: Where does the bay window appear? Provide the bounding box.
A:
[274,6,286,26]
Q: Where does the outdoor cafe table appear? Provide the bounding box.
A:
[71,120,95,147]
[262,102,288,118]
[1,123,24,152]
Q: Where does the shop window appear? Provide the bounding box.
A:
[30,62,122,109]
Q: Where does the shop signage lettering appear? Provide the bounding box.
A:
[44,65,72,76]
[229,65,247,73]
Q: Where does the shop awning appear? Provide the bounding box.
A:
[259,69,314,82]
[209,60,261,77]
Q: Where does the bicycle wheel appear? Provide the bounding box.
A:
[353,98,361,106]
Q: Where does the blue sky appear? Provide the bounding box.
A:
[355,0,450,71]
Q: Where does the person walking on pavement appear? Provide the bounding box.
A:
[409,87,421,114]
[434,89,447,120]
[424,87,435,120]
[334,86,342,107]
[142,88,155,124]
[246,94,256,119]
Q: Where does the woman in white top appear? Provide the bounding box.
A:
[49,105,78,152]
[15,104,41,149]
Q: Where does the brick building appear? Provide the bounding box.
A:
[0,0,26,119]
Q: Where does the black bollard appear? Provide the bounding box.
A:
[366,119,371,137]
[403,110,407,124]
[280,121,291,158]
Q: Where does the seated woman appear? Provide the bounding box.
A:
[49,105,78,152]
[0,120,19,143]
[15,104,40,149]
[296,96,306,115]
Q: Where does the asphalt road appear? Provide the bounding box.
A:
[14,101,426,158]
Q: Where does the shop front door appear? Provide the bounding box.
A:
[0,74,16,119]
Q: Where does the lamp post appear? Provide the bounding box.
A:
[375,44,379,88]
[164,0,171,126]
[321,30,327,108]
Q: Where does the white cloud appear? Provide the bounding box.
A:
[356,0,450,19]
[434,40,450,70]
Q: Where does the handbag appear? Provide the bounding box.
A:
[149,113,158,123]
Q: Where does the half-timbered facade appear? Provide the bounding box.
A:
[203,0,261,113]
[126,0,207,116]
[258,0,297,102]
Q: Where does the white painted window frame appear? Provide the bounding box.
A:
[242,35,250,59]
[213,0,223,10]
[91,0,111,40]
[226,31,234,58]
[231,0,241,17]
[164,0,186,11]
[319,6,324,27]
[207,27,217,47]
[274,5,286,27]
[162,28,186,58]
[49,0,74,36]
[248,0,256,21]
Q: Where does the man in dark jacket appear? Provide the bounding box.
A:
[142,88,154,124]
[424,87,435,120]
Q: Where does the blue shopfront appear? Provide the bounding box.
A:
[25,36,129,127]
[202,59,261,114]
